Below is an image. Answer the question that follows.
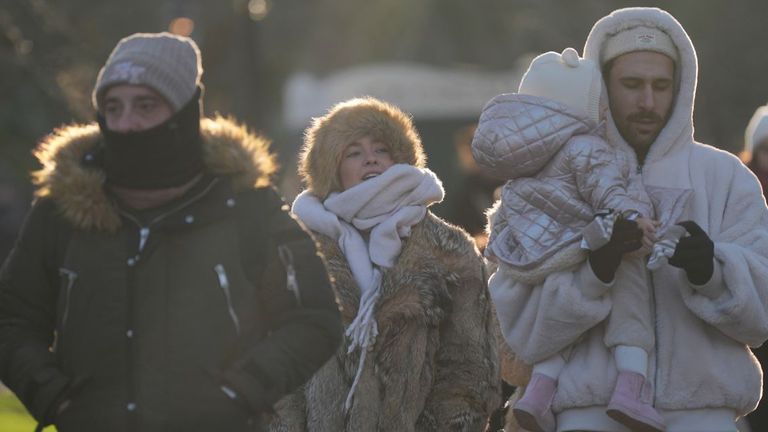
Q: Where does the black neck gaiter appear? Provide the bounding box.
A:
[97,88,205,190]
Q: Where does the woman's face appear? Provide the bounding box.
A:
[338,135,394,191]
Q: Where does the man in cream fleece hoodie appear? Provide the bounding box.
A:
[491,7,768,432]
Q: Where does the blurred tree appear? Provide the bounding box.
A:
[1,0,767,179]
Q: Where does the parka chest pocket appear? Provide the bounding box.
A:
[213,264,242,336]
[57,269,78,331]
[263,237,332,314]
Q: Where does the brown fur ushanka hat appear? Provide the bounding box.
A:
[299,97,427,199]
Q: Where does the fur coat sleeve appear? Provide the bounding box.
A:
[419,230,501,431]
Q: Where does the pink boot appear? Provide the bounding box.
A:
[606,370,666,432]
[513,373,556,432]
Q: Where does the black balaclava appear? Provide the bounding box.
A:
[97,87,204,190]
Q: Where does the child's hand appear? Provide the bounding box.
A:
[636,217,661,254]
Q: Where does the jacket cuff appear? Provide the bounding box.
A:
[220,368,271,415]
[687,258,724,299]
[579,260,614,299]
[31,368,70,424]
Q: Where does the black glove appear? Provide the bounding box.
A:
[668,221,714,285]
[589,217,643,283]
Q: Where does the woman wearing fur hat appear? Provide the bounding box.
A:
[0,32,342,432]
[268,97,500,431]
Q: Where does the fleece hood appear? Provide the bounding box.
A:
[584,7,698,186]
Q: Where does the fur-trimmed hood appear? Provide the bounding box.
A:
[299,97,427,199]
[32,115,277,232]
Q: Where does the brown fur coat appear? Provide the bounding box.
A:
[269,213,501,431]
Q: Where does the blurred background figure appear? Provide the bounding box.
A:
[744,104,768,432]
[743,105,768,199]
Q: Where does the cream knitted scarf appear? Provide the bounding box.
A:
[291,164,444,412]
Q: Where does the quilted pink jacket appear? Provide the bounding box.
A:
[472,93,652,271]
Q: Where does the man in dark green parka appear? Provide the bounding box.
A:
[0,32,342,432]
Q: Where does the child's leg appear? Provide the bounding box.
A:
[604,254,654,353]
[614,345,648,377]
[603,256,665,431]
[532,352,566,380]
[513,352,566,432]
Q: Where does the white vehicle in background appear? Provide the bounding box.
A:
[281,61,521,234]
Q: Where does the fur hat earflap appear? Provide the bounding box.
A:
[299,96,426,199]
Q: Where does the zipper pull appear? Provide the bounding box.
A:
[214,264,240,335]
[278,245,302,306]
[214,264,229,289]
[139,227,150,253]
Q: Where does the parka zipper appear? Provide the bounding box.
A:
[278,244,302,307]
[112,177,220,423]
[214,264,241,336]
[58,268,78,332]
[138,228,150,252]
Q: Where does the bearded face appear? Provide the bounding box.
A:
[606,51,675,161]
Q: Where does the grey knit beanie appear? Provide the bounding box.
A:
[92,32,202,111]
